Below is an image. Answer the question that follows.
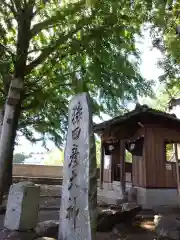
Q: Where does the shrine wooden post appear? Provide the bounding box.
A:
[100,137,104,189]
[120,140,126,198]
[174,143,180,197]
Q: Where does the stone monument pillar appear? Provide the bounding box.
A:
[59,93,97,240]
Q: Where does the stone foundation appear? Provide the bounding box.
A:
[136,187,180,209]
[97,182,132,205]
[98,184,180,208]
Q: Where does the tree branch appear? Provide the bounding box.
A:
[32,0,52,17]
[25,12,96,74]
[22,82,72,107]
[1,0,17,17]
[30,0,85,37]
[25,24,109,78]
[18,119,48,129]
[50,24,112,61]
[26,33,76,74]
[0,43,15,57]
[13,0,22,11]
[28,48,42,54]
[31,137,44,142]
[21,97,43,110]
[24,134,44,143]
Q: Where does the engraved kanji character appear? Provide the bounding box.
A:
[72,102,82,126]
[72,126,81,140]
[69,144,79,168]
[66,197,79,229]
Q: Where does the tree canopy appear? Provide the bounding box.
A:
[43,139,101,166]
[149,0,180,93]
[13,153,31,164]
[0,0,157,147]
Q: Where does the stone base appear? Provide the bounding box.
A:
[0,229,36,240]
[97,182,132,205]
[98,183,180,208]
[136,187,180,209]
[97,194,124,205]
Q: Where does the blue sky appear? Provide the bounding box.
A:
[15,29,165,157]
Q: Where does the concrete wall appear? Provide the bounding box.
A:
[13,164,100,179]
[13,164,63,178]
[136,187,179,209]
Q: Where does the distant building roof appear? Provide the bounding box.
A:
[24,155,45,165]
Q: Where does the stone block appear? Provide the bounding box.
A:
[5,230,36,240]
[0,229,36,240]
[155,215,180,240]
[4,181,40,231]
[35,220,59,239]
[128,187,137,202]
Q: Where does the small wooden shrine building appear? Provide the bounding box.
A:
[93,105,180,208]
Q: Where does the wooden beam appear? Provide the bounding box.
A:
[100,138,104,189]
[120,140,126,198]
[174,143,180,197]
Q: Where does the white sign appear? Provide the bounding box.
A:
[166,163,172,171]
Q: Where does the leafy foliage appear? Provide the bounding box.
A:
[13,153,31,164]
[95,139,101,167]
[148,0,180,93]
[125,150,132,163]
[139,84,180,112]
[0,0,156,147]
[43,140,101,166]
[43,148,64,166]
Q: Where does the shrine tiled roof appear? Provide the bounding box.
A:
[93,104,180,133]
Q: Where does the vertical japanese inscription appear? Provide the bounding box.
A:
[72,102,82,140]
[59,93,97,240]
[66,101,83,229]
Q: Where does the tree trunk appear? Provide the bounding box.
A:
[0,78,23,204]
[3,145,13,195]
[0,108,12,197]
[0,109,4,137]
[0,102,14,197]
